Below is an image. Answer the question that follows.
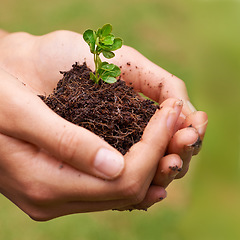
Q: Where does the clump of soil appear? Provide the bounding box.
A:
[39,63,159,155]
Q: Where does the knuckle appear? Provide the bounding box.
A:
[24,182,53,205]
[22,185,55,221]
[57,127,79,162]
[121,178,146,205]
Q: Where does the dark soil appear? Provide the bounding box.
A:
[39,62,159,155]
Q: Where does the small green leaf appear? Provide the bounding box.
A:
[101,63,115,71]
[98,44,111,51]
[83,30,96,53]
[102,65,121,78]
[109,65,121,77]
[111,38,123,51]
[99,38,123,51]
[101,61,108,67]
[101,24,112,37]
[96,28,102,37]
[102,75,117,84]
[102,51,115,59]
[101,34,115,45]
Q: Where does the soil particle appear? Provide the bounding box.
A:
[169,165,182,172]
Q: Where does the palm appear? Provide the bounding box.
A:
[0,31,88,95]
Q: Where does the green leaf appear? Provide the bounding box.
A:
[101,63,115,71]
[101,24,112,37]
[111,38,123,51]
[102,75,117,84]
[98,44,111,51]
[99,38,123,52]
[102,65,121,78]
[101,61,108,67]
[101,34,115,45]
[109,65,121,77]
[96,28,102,37]
[102,51,115,59]
[83,30,96,53]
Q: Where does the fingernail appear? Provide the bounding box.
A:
[158,196,167,202]
[195,119,208,139]
[188,136,203,155]
[169,160,183,177]
[174,100,183,114]
[94,148,124,179]
[185,133,201,152]
[191,136,202,149]
[158,190,167,201]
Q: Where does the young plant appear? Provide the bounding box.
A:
[83,24,123,84]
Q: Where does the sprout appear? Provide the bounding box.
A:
[83,24,123,84]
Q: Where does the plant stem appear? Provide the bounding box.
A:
[94,48,101,84]
[94,52,98,83]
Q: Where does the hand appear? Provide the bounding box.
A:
[29,30,208,182]
[0,84,180,220]
[111,44,208,187]
[0,30,207,218]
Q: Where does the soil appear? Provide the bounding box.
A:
[39,62,159,155]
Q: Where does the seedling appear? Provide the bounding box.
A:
[83,24,123,84]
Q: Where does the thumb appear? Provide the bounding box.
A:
[0,71,124,180]
[123,99,183,183]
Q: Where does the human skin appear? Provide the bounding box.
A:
[0,30,208,220]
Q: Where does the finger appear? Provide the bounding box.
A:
[152,154,183,188]
[183,111,208,141]
[0,70,124,180]
[0,133,168,221]
[23,187,165,221]
[0,112,173,214]
[3,186,165,221]
[40,186,166,221]
[0,132,165,204]
[167,127,199,178]
[112,46,188,101]
[23,200,128,221]
[123,100,182,184]
[111,46,198,116]
[115,185,167,212]
[182,111,208,155]
[160,98,186,133]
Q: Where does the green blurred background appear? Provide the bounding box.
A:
[0,0,239,239]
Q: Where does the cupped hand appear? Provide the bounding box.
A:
[0,90,180,220]
[0,30,207,218]
[32,30,208,180]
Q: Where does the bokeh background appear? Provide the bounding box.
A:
[0,0,239,239]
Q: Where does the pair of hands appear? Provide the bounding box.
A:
[0,30,208,221]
